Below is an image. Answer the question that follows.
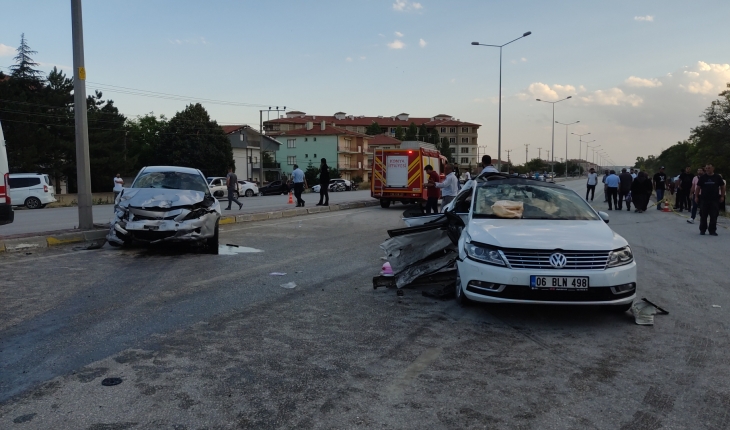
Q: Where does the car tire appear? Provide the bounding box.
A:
[380,199,391,208]
[25,197,42,209]
[605,303,633,313]
[207,221,219,254]
[455,268,471,306]
[245,189,254,197]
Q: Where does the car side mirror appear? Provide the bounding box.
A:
[598,211,609,223]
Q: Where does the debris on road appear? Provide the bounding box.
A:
[218,245,263,255]
[631,298,669,325]
[269,272,287,276]
[101,377,122,386]
[712,305,721,308]
[280,282,297,289]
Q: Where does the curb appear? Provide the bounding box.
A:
[0,199,380,253]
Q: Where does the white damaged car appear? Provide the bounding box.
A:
[107,166,221,252]
[397,174,637,311]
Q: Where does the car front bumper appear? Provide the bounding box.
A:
[457,258,637,305]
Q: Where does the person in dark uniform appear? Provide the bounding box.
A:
[316,158,330,206]
[695,163,726,236]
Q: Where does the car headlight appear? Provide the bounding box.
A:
[465,242,506,266]
[607,246,633,267]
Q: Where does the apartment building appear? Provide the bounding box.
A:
[263,111,480,167]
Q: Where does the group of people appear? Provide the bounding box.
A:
[423,155,498,214]
[586,164,726,236]
[288,158,333,208]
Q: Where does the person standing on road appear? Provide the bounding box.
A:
[631,169,638,180]
[695,163,725,236]
[586,168,598,201]
[316,158,330,206]
[687,167,704,224]
[225,167,243,211]
[618,168,633,211]
[435,164,458,211]
[631,171,652,213]
[653,167,667,210]
[480,155,499,174]
[677,166,694,212]
[113,173,124,201]
[291,164,307,207]
[605,170,620,210]
[423,165,440,214]
[602,170,609,202]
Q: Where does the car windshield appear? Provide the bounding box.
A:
[472,182,599,220]
[133,171,210,194]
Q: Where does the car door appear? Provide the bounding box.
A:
[8,177,30,206]
[26,176,44,200]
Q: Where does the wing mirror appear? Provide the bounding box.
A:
[598,211,609,223]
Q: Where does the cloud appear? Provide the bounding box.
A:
[450,78,456,84]
[519,83,580,101]
[624,76,662,87]
[168,37,208,46]
[359,56,366,60]
[393,0,423,12]
[580,88,644,107]
[473,98,486,103]
[634,15,654,22]
[419,38,427,48]
[387,39,405,49]
[521,57,527,62]
[345,57,353,62]
[0,43,14,57]
[378,33,385,37]
[395,31,404,37]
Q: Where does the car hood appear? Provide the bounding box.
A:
[118,188,209,209]
[466,218,627,251]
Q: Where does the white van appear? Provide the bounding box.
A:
[8,173,57,209]
[0,120,14,224]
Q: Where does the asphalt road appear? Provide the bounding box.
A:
[1,184,729,429]
[0,189,374,237]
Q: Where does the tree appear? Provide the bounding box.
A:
[524,158,547,173]
[154,103,233,178]
[405,122,418,141]
[418,123,428,142]
[427,128,440,145]
[328,167,341,180]
[365,121,382,135]
[125,113,168,174]
[394,126,405,141]
[438,137,452,161]
[9,34,43,83]
[304,160,319,186]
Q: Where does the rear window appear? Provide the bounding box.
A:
[8,177,41,188]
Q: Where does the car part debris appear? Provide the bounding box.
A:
[380,262,393,277]
[712,305,721,308]
[101,377,122,386]
[631,298,669,325]
[270,272,287,276]
[280,282,297,289]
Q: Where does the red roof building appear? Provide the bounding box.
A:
[263,111,481,167]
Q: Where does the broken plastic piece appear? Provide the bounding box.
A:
[381,262,394,277]
[280,282,297,289]
[712,305,721,308]
[269,272,287,276]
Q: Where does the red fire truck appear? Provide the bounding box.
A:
[371,141,444,208]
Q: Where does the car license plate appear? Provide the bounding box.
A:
[530,276,589,289]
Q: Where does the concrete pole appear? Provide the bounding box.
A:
[71,0,93,229]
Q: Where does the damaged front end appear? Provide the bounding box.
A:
[107,188,220,246]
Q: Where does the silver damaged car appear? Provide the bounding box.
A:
[107,166,221,252]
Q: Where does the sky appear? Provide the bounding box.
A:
[1,0,729,166]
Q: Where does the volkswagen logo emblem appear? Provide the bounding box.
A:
[549,253,567,269]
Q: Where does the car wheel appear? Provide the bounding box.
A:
[245,189,254,197]
[455,268,471,306]
[380,199,391,208]
[25,197,42,209]
[604,303,633,313]
[207,221,219,254]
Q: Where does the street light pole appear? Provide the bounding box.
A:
[571,132,591,176]
[536,96,572,175]
[556,120,579,177]
[524,143,529,164]
[71,0,93,229]
[579,139,595,176]
[472,31,531,172]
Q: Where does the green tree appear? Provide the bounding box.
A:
[9,33,43,82]
[154,103,233,178]
[304,160,319,186]
[427,127,440,145]
[124,113,168,173]
[85,90,129,192]
[405,122,418,140]
[689,84,730,174]
[438,137,452,161]
[394,125,405,141]
[365,121,382,135]
[524,158,547,173]
[328,167,341,180]
[418,123,428,142]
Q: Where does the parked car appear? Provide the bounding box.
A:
[330,178,351,191]
[259,180,291,196]
[0,121,13,224]
[237,180,259,197]
[107,166,221,252]
[403,175,636,311]
[8,173,57,209]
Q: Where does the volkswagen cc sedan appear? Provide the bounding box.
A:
[448,176,636,311]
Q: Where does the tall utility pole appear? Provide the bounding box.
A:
[472,31,531,172]
[546,150,550,166]
[71,0,93,229]
[536,147,542,160]
[555,120,579,178]
[505,149,512,165]
[571,132,591,176]
[259,107,287,133]
[536,96,572,174]
[524,144,529,164]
